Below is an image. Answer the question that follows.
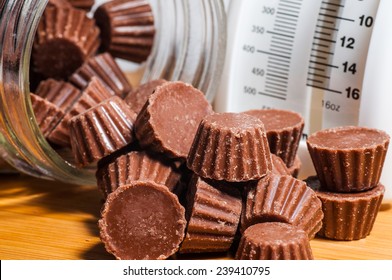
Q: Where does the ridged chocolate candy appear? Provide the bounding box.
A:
[70,52,132,98]
[33,6,100,79]
[94,0,155,63]
[47,0,72,8]
[235,222,313,260]
[96,150,181,198]
[35,79,81,113]
[179,175,242,253]
[307,126,390,192]
[187,112,272,182]
[69,96,137,166]
[125,79,167,114]
[244,109,304,167]
[48,77,113,147]
[99,181,186,260]
[306,176,385,241]
[241,173,323,238]
[30,94,65,137]
[135,81,213,160]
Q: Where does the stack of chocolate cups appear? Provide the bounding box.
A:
[306,126,390,240]
[186,112,323,260]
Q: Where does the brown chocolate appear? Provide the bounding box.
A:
[69,96,137,167]
[187,112,272,182]
[288,155,301,178]
[68,0,95,11]
[271,154,291,176]
[70,52,132,98]
[135,81,213,160]
[30,93,65,137]
[33,6,100,80]
[94,0,155,63]
[48,77,113,147]
[307,126,390,192]
[96,150,181,198]
[241,173,323,238]
[125,79,167,115]
[47,0,72,8]
[306,176,385,241]
[179,175,242,253]
[35,79,81,113]
[235,222,313,260]
[99,181,186,260]
[244,109,304,167]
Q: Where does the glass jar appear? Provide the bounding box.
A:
[0,0,227,185]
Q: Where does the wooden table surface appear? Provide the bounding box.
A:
[0,174,391,260]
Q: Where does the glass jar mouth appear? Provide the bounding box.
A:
[0,0,226,185]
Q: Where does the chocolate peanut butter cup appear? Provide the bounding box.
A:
[125,79,167,115]
[70,52,132,98]
[179,175,242,253]
[69,96,137,167]
[307,126,390,192]
[96,150,181,198]
[48,77,113,147]
[241,173,323,238]
[187,112,272,182]
[35,79,81,114]
[235,222,313,260]
[135,81,213,160]
[99,181,186,260]
[31,94,65,137]
[94,0,155,63]
[244,109,304,167]
[33,6,100,80]
[305,176,385,241]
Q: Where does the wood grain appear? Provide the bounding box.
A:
[0,174,391,260]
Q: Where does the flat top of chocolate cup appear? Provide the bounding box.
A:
[307,126,390,150]
[99,181,186,260]
[141,81,213,159]
[244,222,307,244]
[244,109,304,131]
[205,112,264,132]
[305,176,385,200]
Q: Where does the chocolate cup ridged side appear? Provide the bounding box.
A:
[47,0,72,8]
[69,96,136,166]
[307,143,389,192]
[180,176,242,253]
[70,52,132,98]
[94,0,155,63]
[33,7,100,79]
[35,79,82,113]
[266,123,304,167]
[48,77,113,147]
[96,151,181,198]
[31,94,65,137]
[235,223,313,260]
[305,177,385,240]
[187,117,272,182]
[242,174,323,239]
